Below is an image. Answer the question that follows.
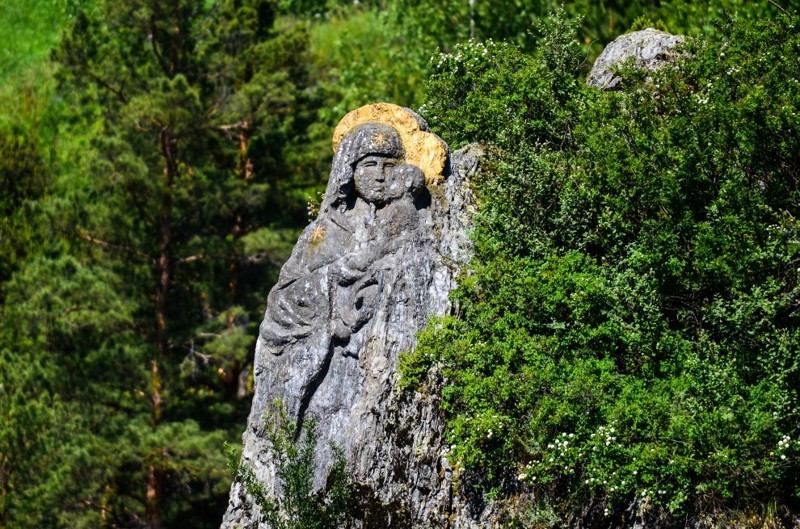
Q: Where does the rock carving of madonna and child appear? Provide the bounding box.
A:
[252,104,450,443]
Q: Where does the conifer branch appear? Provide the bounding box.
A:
[87,71,128,104]
[177,254,203,264]
[77,230,154,264]
[217,120,251,132]
[148,13,170,76]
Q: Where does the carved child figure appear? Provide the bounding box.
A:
[377,162,425,238]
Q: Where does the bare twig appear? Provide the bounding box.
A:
[767,0,792,17]
[192,349,213,364]
[217,121,247,131]
[77,230,154,264]
[177,254,203,264]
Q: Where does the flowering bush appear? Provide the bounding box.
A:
[404,11,800,528]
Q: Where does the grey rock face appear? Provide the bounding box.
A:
[221,110,482,528]
[588,28,686,89]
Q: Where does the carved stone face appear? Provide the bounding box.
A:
[354,155,400,205]
[385,164,424,201]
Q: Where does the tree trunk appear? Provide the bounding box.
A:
[146,461,160,529]
[155,127,175,359]
[239,119,253,182]
[146,125,177,529]
[228,120,253,302]
[0,455,10,526]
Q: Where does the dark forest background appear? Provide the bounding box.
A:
[1,1,799,528]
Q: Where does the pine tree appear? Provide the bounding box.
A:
[0,1,320,526]
[0,125,49,288]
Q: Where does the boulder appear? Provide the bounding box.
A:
[588,28,686,89]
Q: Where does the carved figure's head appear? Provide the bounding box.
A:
[324,123,405,210]
[384,163,425,202]
[353,155,400,205]
[346,122,404,165]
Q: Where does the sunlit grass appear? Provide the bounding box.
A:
[0,0,67,79]
[0,0,69,127]
[308,7,430,117]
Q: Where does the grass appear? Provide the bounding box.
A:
[0,1,67,79]
[0,0,73,128]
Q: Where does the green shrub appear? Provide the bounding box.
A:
[404,11,800,527]
[227,404,353,529]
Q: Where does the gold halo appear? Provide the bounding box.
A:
[332,102,448,185]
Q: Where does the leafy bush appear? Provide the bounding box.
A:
[405,10,800,527]
[227,405,353,529]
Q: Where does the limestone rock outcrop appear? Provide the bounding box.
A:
[221,104,481,528]
[588,28,686,89]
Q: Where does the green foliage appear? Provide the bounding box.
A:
[0,0,315,526]
[629,15,667,32]
[421,11,584,152]
[0,253,138,528]
[0,126,50,286]
[0,346,62,529]
[0,0,67,79]
[405,11,800,527]
[3,0,800,526]
[309,7,430,119]
[227,404,353,529]
[307,0,795,136]
[385,0,793,70]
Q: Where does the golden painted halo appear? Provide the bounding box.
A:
[332,102,448,185]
